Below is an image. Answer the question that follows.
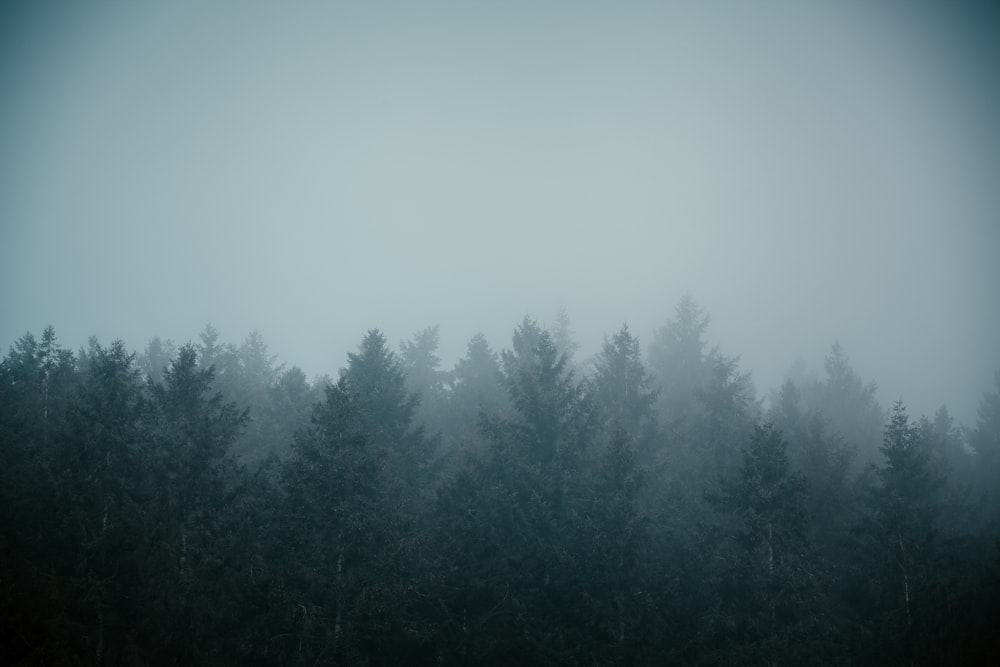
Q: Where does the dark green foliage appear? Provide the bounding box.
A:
[0,329,81,663]
[498,316,591,468]
[575,430,654,664]
[852,401,952,665]
[970,371,1000,529]
[2,318,997,665]
[707,423,823,665]
[341,329,428,512]
[724,424,807,557]
[693,349,759,479]
[258,364,322,460]
[342,329,419,448]
[272,377,406,663]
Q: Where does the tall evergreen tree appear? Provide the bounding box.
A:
[0,329,78,663]
[259,365,321,460]
[341,330,419,449]
[447,332,508,448]
[694,349,759,479]
[139,344,250,662]
[805,342,883,467]
[433,318,598,661]
[54,339,149,664]
[590,323,659,450]
[400,325,449,446]
[276,377,408,663]
[647,294,712,427]
[340,329,426,501]
[575,429,653,664]
[860,401,948,664]
[970,371,1000,531]
[712,423,817,665]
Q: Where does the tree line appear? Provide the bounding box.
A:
[2,297,999,665]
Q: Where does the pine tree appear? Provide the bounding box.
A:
[140,345,250,661]
[400,325,450,448]
[713,423,815,665]
[0,329,79,662]
[277,377,395,662]
[862,401,948,664]
[446,332,507,448]
[970,371,1000,530]
[807,342,883,467]
[590,323,660,455]
[340,329,426,503]
[647,294,712,427]
[498,317,590,468]
[577,429,653,663]
[58,339,148,663]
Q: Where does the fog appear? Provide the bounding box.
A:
[2,0,998,424]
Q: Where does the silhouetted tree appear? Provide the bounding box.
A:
[856,401,948,664]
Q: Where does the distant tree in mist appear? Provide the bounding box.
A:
[550,305,581,370]
[647,294,713,427]
[805,341,884,467]
[400,325,449,443]
[136,335,176,384]
[590,323,660,458]
[444,331,508,447]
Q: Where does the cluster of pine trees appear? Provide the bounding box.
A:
[2,298,999,665]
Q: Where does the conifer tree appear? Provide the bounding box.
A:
[713,423,815,665]
[277,377,397,663]
[590,323,659,454]
[862,401,948,664]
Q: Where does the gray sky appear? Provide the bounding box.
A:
[2,0,998,424]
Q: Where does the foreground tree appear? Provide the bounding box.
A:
[136,345,252,661]
[341,330,427,502]
[275,377,415,662]
[970,371,1000,531]
[428,318,599,662]
[710,423,820,664]
[855,401,950,665]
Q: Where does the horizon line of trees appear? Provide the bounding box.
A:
[2,297,999,664]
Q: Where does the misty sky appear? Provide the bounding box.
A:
[2,0,998,424]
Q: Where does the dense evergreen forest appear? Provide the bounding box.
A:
[2,298,999,665]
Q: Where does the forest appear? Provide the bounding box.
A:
[2,297,999,665]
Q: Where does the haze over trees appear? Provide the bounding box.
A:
[3,299,999,665]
